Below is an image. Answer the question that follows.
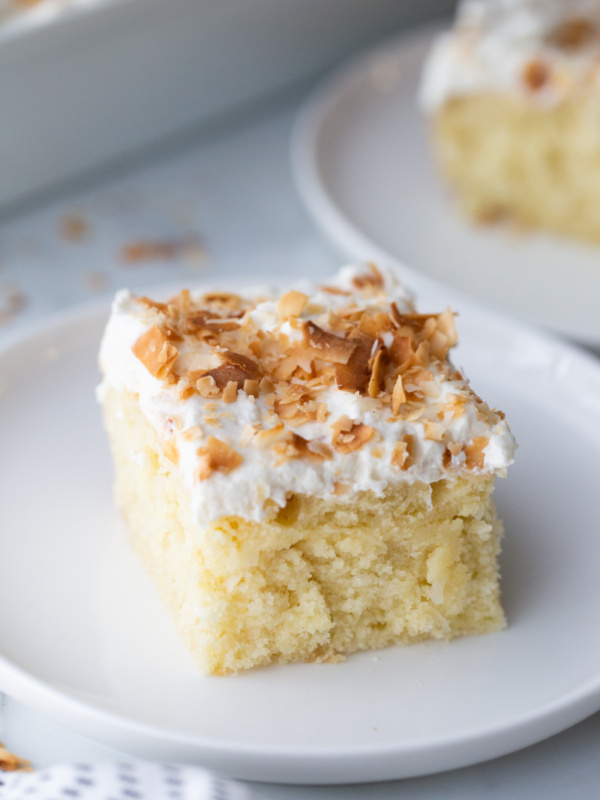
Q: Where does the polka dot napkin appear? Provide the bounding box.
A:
[0,761,260,800]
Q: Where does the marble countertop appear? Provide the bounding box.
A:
[1,97,600,799]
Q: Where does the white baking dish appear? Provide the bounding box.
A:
[0,0,454,212]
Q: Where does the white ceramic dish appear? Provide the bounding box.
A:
[2,288,600,784]
[0,0,445,213]
[292,25,600,347]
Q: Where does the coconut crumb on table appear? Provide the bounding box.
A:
[0,742,32,772]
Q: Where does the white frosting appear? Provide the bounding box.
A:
[420,0,600,111]
[98,265,516,523]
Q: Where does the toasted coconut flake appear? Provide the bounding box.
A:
[254,423,286,448]
[419,379,440,399]
[287,433,332,460]
[169,288,191,311]
[423,317,437,340]
[321,286,352,295]
[178,383,196,400]
[335,329,373,392]
[243,378,260,397]
[404,366,434,394]
[437,307,458,348]
[351,262,384,291]
[275,400,300,420]
[316,403,329,423]
[271,355,299,381]
[389,301,403,328]
[162,438,179,464]
[259,376,275,393]
[136,295,168,312]
[413,340,431,368]
[181,425,203,441]
[280,383,308,404]
[132,325,179,379]
[548,17,596,49]
[201,292,242,310]
[391,441,408,468]
[196,375,221,397]
[184,311,241,334]
[465,436,489,470]
[0,742,32,772]
[238,424,257,447]
[391,374,406,415]
[121,237,203,264]
[303,321,356,365]
[201,363,255,390]
[523,58,550,91]
[278,289,308,318]
[331,415,354,434]
[367,348,385,398]
[442,447,453,469]
[222,380,239,403]
[391,434,415,469]
[307,440,334,460]
[448,441,463,456]
[220,350,259,374]
[403,433,415,466]
[389,332,415,368]
[443,394,467,418]
[162,325,183,343]
[428,309,458,361]
[335,306,364,321]
[356,314,378,339]
[423,419,444,441]
[429,329,448,359]
[197,436,243,479]
[333,422,374,453]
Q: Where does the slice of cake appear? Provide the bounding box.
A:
[420,0,600,243]
[98,263,516,675]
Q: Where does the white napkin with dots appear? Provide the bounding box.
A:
[0,761,261,800]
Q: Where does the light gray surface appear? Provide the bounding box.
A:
[1,97,600,798]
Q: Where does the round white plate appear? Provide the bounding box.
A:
[292,25,600,347]
[2,292,600,784]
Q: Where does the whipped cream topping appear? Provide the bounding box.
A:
[420,0,600,111]
[98,264,516,523]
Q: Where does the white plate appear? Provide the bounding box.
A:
[2,296,600,785]
[292,25,600,347]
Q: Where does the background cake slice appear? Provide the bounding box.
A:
[420,0,600,244]
[98,263,516,675]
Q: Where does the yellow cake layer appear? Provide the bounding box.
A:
[103,386,505,675]
[432,93,600,243]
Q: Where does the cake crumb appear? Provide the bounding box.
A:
[0,285,26,325]
[120,235,205,266]
[60,213,89,242]
[85,270,109,292]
